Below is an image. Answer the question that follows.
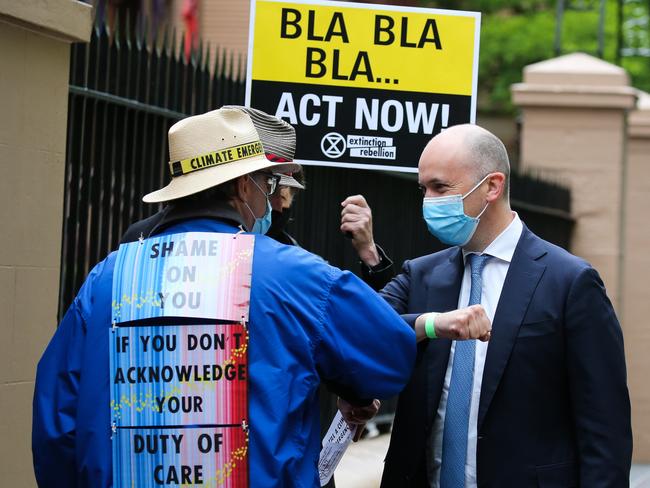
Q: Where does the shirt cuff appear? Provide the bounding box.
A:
[359,245,395,291]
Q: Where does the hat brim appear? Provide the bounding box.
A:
[277,173,305,190]
[143,156,301,203]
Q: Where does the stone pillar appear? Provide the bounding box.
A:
[623,91,650,461]
[511,52,637,311]
[0,0,92,485]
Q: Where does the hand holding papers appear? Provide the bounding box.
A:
[318,411,356,486]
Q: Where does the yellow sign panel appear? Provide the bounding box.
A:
[250,0,480,96]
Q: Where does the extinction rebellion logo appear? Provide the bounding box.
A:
[321,132,347,158]
[320,132,397,160]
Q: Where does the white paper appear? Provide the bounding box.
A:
[318,411,357,486]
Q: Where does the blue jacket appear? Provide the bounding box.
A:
[33,218,416,487]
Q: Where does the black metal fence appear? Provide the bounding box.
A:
[287,167,573,278]
[59,17,574,320]
[59,17,245,317]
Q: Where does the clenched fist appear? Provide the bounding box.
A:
[340,194,380,266]
[415,304,491,342]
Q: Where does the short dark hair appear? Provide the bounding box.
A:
[175,179,238,207]
[465,130,510,199]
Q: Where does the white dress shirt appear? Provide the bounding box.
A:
[428,213,523,488]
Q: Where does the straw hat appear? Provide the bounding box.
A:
[143,107,300,203]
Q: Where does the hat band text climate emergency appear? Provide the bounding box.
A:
[169,140,264,177]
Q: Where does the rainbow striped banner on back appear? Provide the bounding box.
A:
[110,232,254,487]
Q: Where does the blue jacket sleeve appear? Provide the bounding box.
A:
[32,299,86,487]
[314,268,415,401]
[564,266,632,486]
[32,261,102,487]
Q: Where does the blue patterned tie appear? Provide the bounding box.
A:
[439,253,491,487]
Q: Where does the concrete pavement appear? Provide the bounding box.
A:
[334,433,388,488]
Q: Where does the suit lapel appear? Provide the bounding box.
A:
[477,227,547,430]
[424,248,465,312]
[424,248,464,427]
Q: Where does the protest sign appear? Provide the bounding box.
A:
[246,0,481,172]
[110,233,254,487]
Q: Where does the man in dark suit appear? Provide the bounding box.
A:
[343,124,632,487]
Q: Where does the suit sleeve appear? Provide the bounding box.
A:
[359,244,396,291]
[379,259,421,328]
[314,268,416,401]
[565,266,632,486]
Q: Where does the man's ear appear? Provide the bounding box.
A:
[486,172,506,202]
[233,175,249,202]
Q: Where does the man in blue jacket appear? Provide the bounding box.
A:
[32,108,491,487]
[344,123,632,487]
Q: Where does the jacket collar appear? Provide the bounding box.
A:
[148,200,247,237]
[462,212,523,265]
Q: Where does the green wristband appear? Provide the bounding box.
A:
[425,313,438,339]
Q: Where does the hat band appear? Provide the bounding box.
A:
[266,153,290,163]
[169,140,265,177]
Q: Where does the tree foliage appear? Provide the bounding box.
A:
[420,0,650,113]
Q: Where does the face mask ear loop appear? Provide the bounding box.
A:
[242,201,256,232]
[248,174,269,198]
[242,174,271,230]
[476,200,490,220]
[461,173,490,221]
[248,174,271,207]
[462,173,491,201]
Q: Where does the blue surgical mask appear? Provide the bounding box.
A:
[251,199,272,234]
[422,174,490,246]
[244,176,273,235]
